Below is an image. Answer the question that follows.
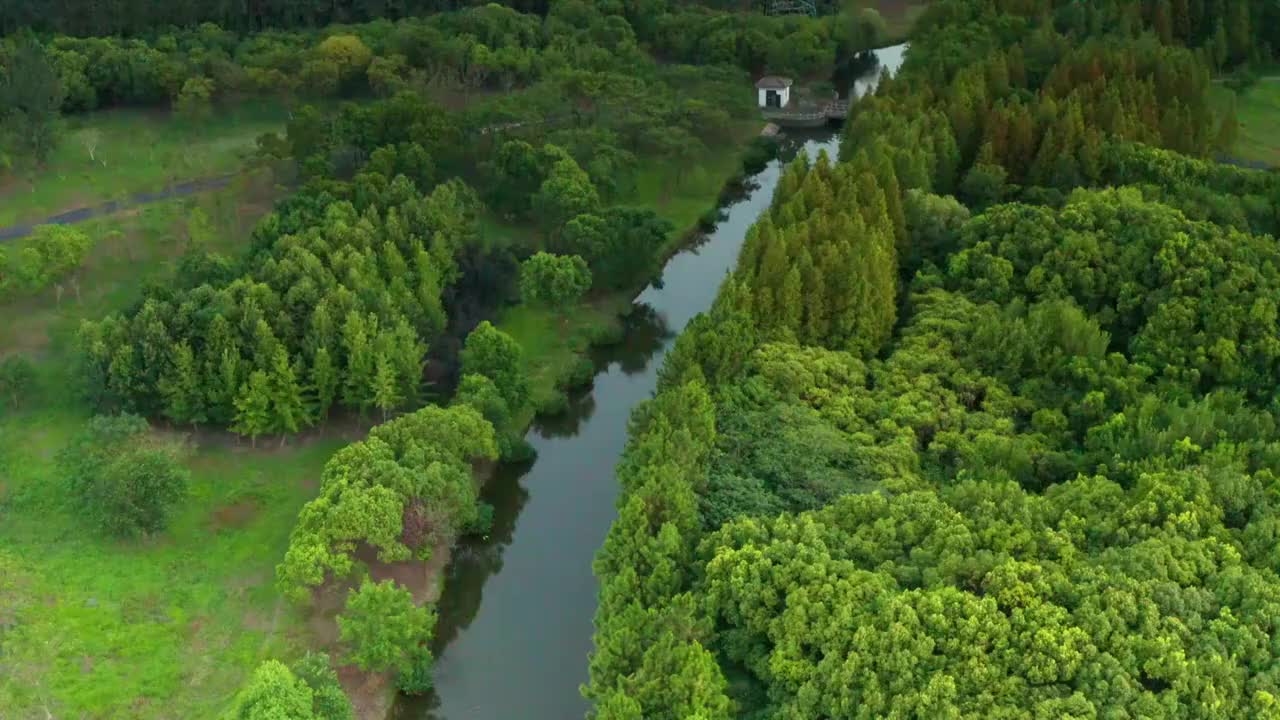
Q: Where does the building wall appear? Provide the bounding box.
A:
[757,86,791,108]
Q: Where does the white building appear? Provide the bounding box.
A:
[756,76,792,109]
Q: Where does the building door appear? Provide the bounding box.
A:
[767,90,781,108]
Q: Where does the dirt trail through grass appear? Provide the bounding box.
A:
[0,174,235,242]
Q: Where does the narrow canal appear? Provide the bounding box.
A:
[403,44,906,720]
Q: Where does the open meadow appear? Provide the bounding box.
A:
[1210,79,1280,167]
[0,102,287,229]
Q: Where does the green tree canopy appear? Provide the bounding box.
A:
[338,579,435,674]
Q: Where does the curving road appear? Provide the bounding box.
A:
[0,174,235,243]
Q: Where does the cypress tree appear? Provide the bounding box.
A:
[341,312,375,412]
[233,371,273,448]
[371,355,403,421]
[311,347,339,424]
[269,348,309,443]
[159,342,206,429]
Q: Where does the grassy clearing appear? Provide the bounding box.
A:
[0,179,340,719]
[0,413,345,718]
[0,100,288,228]
[1210,82,1280,167]
[1,177,275,359]
[495,296,629,426]
[634,119,761,249]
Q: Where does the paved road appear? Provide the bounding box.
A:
[0,174,235,243]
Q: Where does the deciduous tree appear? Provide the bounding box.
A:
[338,579,434,673]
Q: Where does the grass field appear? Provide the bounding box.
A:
[634,122,758,239]
[0,101,288,228]
[0,417,345,718]
[1210,81,1280,167]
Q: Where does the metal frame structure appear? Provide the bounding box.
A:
[766,0,817,16]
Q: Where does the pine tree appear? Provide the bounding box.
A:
[269,348,309,444]
[1170,0,1191,41]
[342,312,375,412]
[1225,0,1251,65]
[390,319,425,407]
[252,318,279,368]
[1211,21,1229,71]
[159,342,206,428]
[213,348,242,425]
[233,371,273,448]
[779,266,803,342]
[874,153,907,257]
[371,355,403,421]
[1152,0,1174,44]
[311,347,339,424]
[308,303,336,358]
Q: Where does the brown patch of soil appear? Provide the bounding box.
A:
[187,413,372,454]
[338,664,396,720]
[210,498,261,531]
[307,579,354,651]
[365,542,452,606]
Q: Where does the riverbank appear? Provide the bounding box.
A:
[401,128,839,720]
[496,119,769,424]
[407,41,908,719]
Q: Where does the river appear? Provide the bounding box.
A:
[400,43,907,720]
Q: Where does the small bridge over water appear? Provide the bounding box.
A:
[762,98,850,128]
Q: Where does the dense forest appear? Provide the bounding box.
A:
[586,0,1280,718]
[4,0,1280,716]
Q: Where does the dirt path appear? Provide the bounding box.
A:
[1211,75,1280,85]
[0,174,235,243]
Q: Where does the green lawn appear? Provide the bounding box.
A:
[496,297,627,425]
[634,119,762,251]
[0,180,343,719]
[1211,81,1280,167]
[0,414,344,718]
[1,176,276,358]
[0,101,288,228]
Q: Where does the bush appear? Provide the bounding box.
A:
[396,644,437,695]
[0,354,37,410]
[500,435,537,463]
[741,137,778,176]
[533,388,569,416]
[59,414,189,537]
[559,355,596,390]
[463,501,495,536]
[585,321,625,347]
[697,207,721,231]
[338,579,435,673]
